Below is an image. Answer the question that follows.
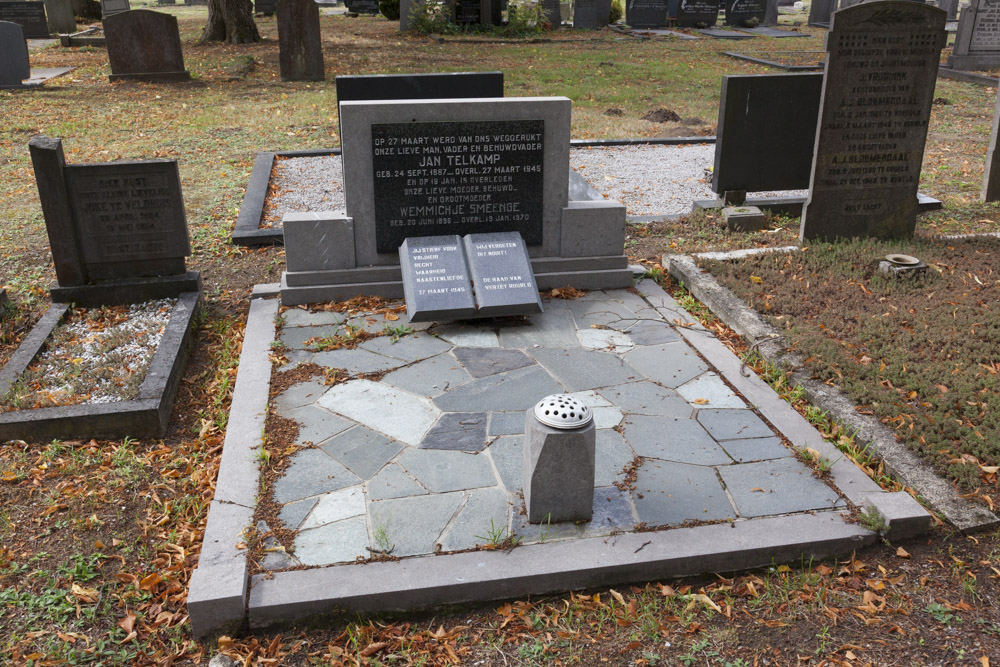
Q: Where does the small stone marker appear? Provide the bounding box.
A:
[626,0,667,27]
[574,0,611,28]
[43,0,74,33]
[100,0,130,17]
[0,21,31,89]
[675,0,719,26]
[948,0,1000,70]
[399,235,476,321]
[800,1,947,241]
[104,10,191,82]
[464,232,542,318]
[277,0,324,82]
[723,0,766,25]
[0,1,49,37]
[723,205,767,231]
[982,92,1000,202]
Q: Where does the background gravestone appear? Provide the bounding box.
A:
[675,0,719,26]
[541,0,561,26]
[982,92,1000,202]
[626,0,667,26]
[807,0,834,25]
[723,0,766,25]
[104,10,191,82]
[42,0,73,32]
[800,1,947,241]
[948,0,1000,70]
[254,0,275,13]
[574,0,611,27]
[0,21,31,88]
[348,0,379,12]
[277,0,325,82]
[0,1,49,37]
[100,0,129,16]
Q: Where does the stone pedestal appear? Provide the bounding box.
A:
[523,412,596,524]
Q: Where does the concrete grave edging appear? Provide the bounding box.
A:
[188,297,278,638]
[663,253,999,534]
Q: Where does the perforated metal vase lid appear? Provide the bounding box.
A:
[533,394,593,429]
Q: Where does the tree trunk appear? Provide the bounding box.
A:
[199,0,261,44]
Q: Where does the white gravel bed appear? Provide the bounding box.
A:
[261,155,346,228]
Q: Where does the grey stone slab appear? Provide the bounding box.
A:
[286,404,354,447]
[697,408,774,441]
[366,463,428,501]
[598,381,692,417]
[281,309,343,327]
[576,327,634,353]
[433,365,563,412]
[719,458,844,517]
[513,485,634,543]
[431,323,500,347]
[623,415,732,465]
[566,297,639,329]
[420,412,489,451]
[595,428,634,487]
[318,379,441,446]
[529,347,642,391]
[677,373,745,409]
[368,492,466,557]
[360,332,452,363]
[381,353,473,398]
[512,509,585,542]
[284,213,355,273]
[313,348,406,374]
[398,448,497,493]
[258,520,300,571]
[281,324,342,350]
[300,485,366,529]
[497,302,580,348]
[488,412,524,436]
[860,491,931,542]
[187,501,254,637]
[278,497,318,530]
[320,425,405,479]
[439,487,512,551]
[277,350,315,371]
[273,449,362,504]
[624,343,708,388]
[452,347,536,378]
[294,516,370,566]
[719,436,792,463]
[634,460,736,526]
[274,380,328,416]
[488,435,522,493]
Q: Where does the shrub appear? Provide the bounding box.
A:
[380,0,400,19]
[609,0,623,23]
[502,0,548,35]
[408,0,457,33]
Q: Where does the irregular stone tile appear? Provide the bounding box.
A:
[719,437,792,463]
[567,297,639,329]
[497,304,579,348]
[628,320,681,346]
[678,373,746,409]
[381,353,473,398]
[285,404,353,446]
[597,381,692,417]
[293,516,370,566]
[433,365,563,412]
[431,324,500,347]
[577,327,634,353]
[596,429,634,487]
[624,343,708,388]
[512,487,635,543]
[488,435,522,492]
[609,289,653,314]
[593,406,624,429]
[342,313,400,335]
[274,380,328,416]
[719,458,844,517]
[488,412,524,436]
[623,415,732,465]
[529,347,642,391]
[278,497,317,531]
[320,425,404,480]
[273,449,361,504]
[368,492,465,557]
[257,520,300,570]
[312,348,405,374]
[634,460,736,526]
[439,487,511,551]
[280,324,343,350]
[569,390,613,407]
[419,413,489,451]
[318,379,440,446]
[277,349,315,371]
[698,409,774,441]
[512,509,585,542]
[282,309,343,327]
[397,448,496,493]
[453,347,535,378]
[366,463,428,501]
[360,333,452,363]
[300,485,366,530]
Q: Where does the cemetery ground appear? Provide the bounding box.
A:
[0,7,999,665]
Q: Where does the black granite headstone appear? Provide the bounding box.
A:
[807,0,834,25]
[0,21,30,88]
[800,1,947,241]
[713,73,823,194]
[254,0,275,14]
[349,0,380,12]
[675,0,719,26]
[277,0,324,81]
[0,1,49,37]
[455,0,483,23]
[575,0,611,26]
[723,0,765,25]
[104,10,190,82]
[399,235,477,321]
[464,232,542,317]
[625,0,667,26]
[371,119,545,253]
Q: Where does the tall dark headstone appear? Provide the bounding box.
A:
[277,0,325,82]
[104,10,190,82]
[100,0,129,17]
[724,0,766,25]
[0,21,31,88]
[675,0,719,26]
[541,0,561,26]
[807,0,834,25]
[982,92,1000,202]
[0,1,49,37]
[626,0,667,26]
[43,0,74,32]
[939,0,957,20]
[254,0,276,14]
[574,0,611,27]
[800,1,947,241]
[762,0,777,25]
[948,0,1000,70]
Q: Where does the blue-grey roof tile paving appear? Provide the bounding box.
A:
[319,425,404,479]
[419,412,489,451]
[452,347,536,377]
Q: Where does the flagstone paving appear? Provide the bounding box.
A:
[265,281,850,568]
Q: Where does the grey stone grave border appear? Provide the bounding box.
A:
[693,192,942,217]
[231,137,718,246]
[936,66,998,87]
[0,290,200,442]
[722,50,825,71]
[188,278,932,637]
[664,250,1000,534]
[59,26,105,46]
